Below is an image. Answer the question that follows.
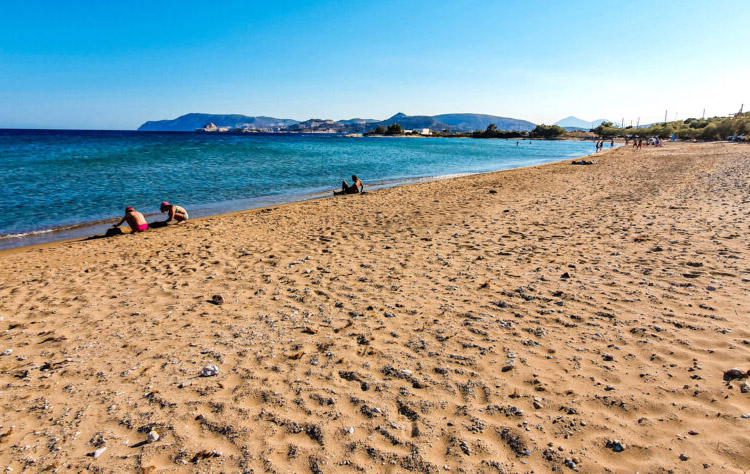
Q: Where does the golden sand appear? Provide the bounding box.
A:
[1,142,749,472]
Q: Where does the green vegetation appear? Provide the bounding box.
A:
[471,123,525,139]
[367,123,405,135]
[386,123,403,135]
[530,124,566,139]
[596,113,750,140]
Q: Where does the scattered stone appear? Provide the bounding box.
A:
[92,447,107,459]
[459,440,471,455]
[191,449,222,462]
[561,272,570,280]
[679,453,689,461]
[201,365,220,377]
[1,349,11,356]
[210,295,224,305]
[148,430,159,443]
[740,382,749,394]
[602,353,614,362]
[606,439,625,452]
[348,427,355,434]
[179,381,192,388]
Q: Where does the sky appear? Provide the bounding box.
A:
[1,0,748,130]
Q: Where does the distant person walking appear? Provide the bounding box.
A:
[160,201,188,223]
[113,207,148,233]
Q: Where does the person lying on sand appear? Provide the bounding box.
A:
[113,206,148,232]
[160,201,188,223]
[333,175,364,196]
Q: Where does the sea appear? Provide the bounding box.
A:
[0,129,600,250]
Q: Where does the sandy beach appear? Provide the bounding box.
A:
[1,141,749,472]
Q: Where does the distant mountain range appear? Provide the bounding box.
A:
[138,113,299,132]
[137,112,536,133]
[553,116,612,131]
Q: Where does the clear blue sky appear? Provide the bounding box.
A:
[1,0,748,129]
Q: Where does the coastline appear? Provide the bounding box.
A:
[0,142,608,252]
[1,142,748,472]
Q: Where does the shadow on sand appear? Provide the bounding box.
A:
[82,221,170,241]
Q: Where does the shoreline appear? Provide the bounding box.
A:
[0,145,613,253]
[2,142,747,472]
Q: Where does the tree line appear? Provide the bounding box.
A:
[594,113,750,140]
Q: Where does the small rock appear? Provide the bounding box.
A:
[201,365,219,377]
[679,453,689,461]
[92,447,107,459]
[1,349,11,356]
[561,272,570,280]
[210,295,224,305]
[148,430,159,443]
[740,382,749,394]
[602,353,614,361]
[742,414,750,419]
[723,368,748,381]
[706,286,716,291]
[606,439,625,452]
[348,427,355,434]
[179,381,192,388]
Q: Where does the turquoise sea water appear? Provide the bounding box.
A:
[0,130,600,249]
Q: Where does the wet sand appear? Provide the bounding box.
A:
[1,142,749,472]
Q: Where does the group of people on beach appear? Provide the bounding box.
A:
[625,136,663,149]
[112,201,188,234]
[112,175,361,235]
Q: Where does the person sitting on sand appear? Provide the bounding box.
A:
[160,201,188,223]
[334,175,364,195]
[113,206,148,232]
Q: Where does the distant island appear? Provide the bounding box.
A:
[137,112,536,134]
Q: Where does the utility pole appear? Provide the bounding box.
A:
[702,108,705,120]
[636,117,640,128]
[738,104,744,117]
[664,110,668,123]
[621,117,624,128]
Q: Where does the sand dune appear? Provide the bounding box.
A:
[1,142,749,472]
